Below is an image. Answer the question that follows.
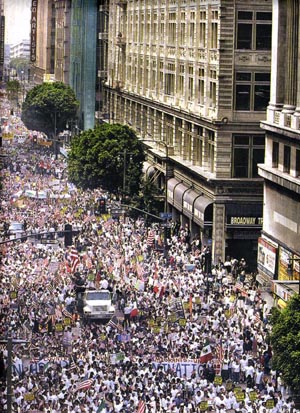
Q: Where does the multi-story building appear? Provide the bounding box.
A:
[69,0,98,130]
[9,39,30,60]
[258,0,300,305]
[96,0,109,122]
[30,0,56,84]
[53,0,71,84]
[104,0,272,268]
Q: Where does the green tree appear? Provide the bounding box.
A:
[68,123,145,194]
[21,82,79,139]
[6,80,21,106]
[9,57,30,78]
[135,178,164,219]
[270,294,300,392]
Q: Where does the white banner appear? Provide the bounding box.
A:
[257,237,276,276]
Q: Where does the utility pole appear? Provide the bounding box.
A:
[0,337,29,413]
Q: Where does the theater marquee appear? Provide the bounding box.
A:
[30,0,38,62]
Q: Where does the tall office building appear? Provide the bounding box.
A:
[53,0,71,84]
[104,0,272,268]
[258,0,300,305]
[69,0,98,130]
[30,0,56,84]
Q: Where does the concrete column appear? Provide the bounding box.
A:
[282,0,298,113]
[268,0,287,112]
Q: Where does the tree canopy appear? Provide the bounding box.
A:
[68,123,145,194]
[6,80,21,106]
[270,294,300,392]
[9,57,30,77]
[21,82,79,139]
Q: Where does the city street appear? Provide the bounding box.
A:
[0,112,296,412]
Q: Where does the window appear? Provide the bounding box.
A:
[207,130,215,173]
[199,11,206,48]
[153,14,158,40]
[197,67,205,105]
[296,149,300,177]
[235,71,270,111]
[283,145,291,173]
[179,12,186,46]
[178,64,185,95]
[193,126,203,166]
[236,10,272,50]
[211,11,218,49]
[160,13,165,40]
[188,66,194,101]
[165,63,175,95]
[189,22,195,46]
[168,12,176,45]
[232,134,265,178]
[159,60,164,90]
[272,141,279,168]
[209,70,217,108]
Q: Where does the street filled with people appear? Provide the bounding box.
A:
[0,109,298,412]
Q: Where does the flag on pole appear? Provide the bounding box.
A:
[199,344,213,364]
[137,399,146,413]
[75,376,93,391]
[147,230,155,247]
[70,246,80,273]
[62,307,73,319]
[107,315,123,332]
[254,311,262,324]
[215,343,224,364]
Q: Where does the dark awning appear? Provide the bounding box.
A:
[167,178,179,205]
[183,189,200,220]
[193,196,213,227]
[173,182,189,212]
[143,162,156,178]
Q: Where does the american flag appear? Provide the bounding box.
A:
[107,315,123,332]
[75,376,93,391]
[70,247,80,273]
[137,399,146,413]
[62,307,73,319]
[147,230,155,247]
[215,343,224,364]
[254,311,262,324]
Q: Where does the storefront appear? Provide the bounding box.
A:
[167,178,213,243]
[225,203,263,271]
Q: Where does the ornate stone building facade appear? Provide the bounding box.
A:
[104,0,272,268]
[30,0,56,84]
[258,0,300,302]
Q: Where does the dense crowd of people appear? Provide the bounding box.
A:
[0,111,298,412]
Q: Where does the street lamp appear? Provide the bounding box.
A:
[119,149,133,195]
[0,336,29,413]
[140,137,170,214]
